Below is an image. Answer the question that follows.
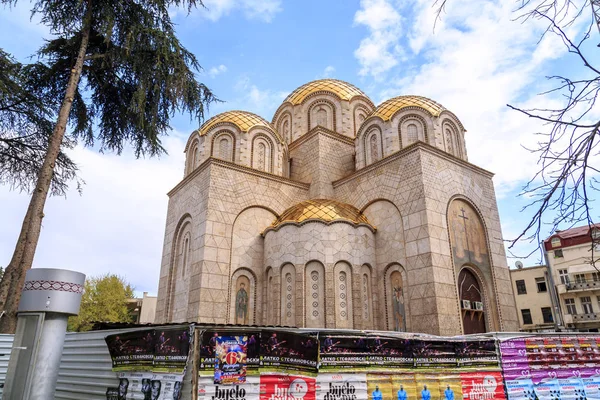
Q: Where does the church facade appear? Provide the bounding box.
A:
[154,79,519,335]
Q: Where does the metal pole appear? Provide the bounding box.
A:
[542,242,563,330]
[28,313,69,400]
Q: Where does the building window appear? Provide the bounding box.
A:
[597,296,600,311]
[521,309,533,325]
[559,269,569,285]
[592,228,600,240]
[593,272,600,282]
[541,307,553,324]
[516,279,527,295]
[554,249,564,258]
[575,274,586,284]
[535,277,547,292]
[565,298,577,315]
[551,237,561,247]
[581,296,594,314]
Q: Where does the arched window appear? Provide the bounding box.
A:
[252,137,272,173]
[334,261,353,329]
[266,270,274,324]
[407,124,418,144]
[282,119,290,144]
[458,268,486,334]
[192,145,199,168]
[454,131,463,158]
[445,128,454,155]
[281,264,296,326]
[181,235,190,278]
[219,137,231,161]
[305,261,325,328]
[256,142,266,171]
[316,107,327,127]
[370,134,380,163]
[167,216,192,322]
[360,265,373,325]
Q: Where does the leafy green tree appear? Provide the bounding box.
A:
[68,274,135,332]
[0,49,80,195]
[0,0,217,333]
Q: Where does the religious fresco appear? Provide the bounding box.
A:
[448,199,490,271]
[235,275,250,325]
[390,271,406,332]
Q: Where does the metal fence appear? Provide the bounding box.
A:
[0,334,14,399]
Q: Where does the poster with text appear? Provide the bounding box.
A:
[583,376,600,400]
[505,379,535,400]
[460,371,505,400]
[316,373,367,400]
[413,340,456,369]
[199,330,260,376]
[260,330,318,374]
[366,374,393,400]
[260,374,316,400]
[436,374,462,400]
[558,377,586,400]
[114,371,183,400]
[153,327,192,373]
[455,340,499,369]
[367,337,413,371]
[532,379,559,400]
[198,376,260,400]
[318,335,370,371]
[215,335,248,385]
[106,330,155,371]
[391,373,419,400]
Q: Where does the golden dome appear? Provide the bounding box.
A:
[271,199,373,228]
[198,110,280,139]
[284,79,369,105]
[372,96,446,120]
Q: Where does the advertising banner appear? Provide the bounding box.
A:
[455,340,499,369]
[112,371,184,400]
[154,327,192,373]
[413,341,457,369]
[198,376,260,400]
[582,375,600,400]
[260,374,316,400]
[215,335,248,385]
[505,379,535,400]
[368,337,413,371]
[318,335,370,372]
[106,330,155,371]
[260,330,318,374]
[316,373,367,400]
[199,330,260,376]
[460,371,505,400]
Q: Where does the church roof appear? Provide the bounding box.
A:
[372,95,446,120]
[284,79,370,105]
[270,199,373,228]
[197,110,281,140]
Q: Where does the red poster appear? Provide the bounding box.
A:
[260,374,316,400]
[460,371,505,400]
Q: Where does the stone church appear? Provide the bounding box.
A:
[154,79,519,335]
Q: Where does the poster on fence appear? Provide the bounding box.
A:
[260,374,316,400]
[260,330,318,374]
[455,340,499,368]
[198,376,260,400]
[199,330,260,376]
[215,335,248,385]
[111,371,184,400]
[316,373,368,400]
[105,330,155,371]
[318,335,371,372]
[153,327,192,373]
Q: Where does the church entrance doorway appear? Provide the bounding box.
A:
[458,268,486,334]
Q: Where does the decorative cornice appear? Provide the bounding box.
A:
[288,126,354,152]
[332,141,494,188]
[262,218,376,236]
[168,158,310,197]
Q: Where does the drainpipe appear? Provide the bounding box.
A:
[543,242,563,330]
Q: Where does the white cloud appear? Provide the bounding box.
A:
[0,135,188,296]
[208,64,228,77]
[229,76,288,117]
[353,0,403,77]
[201,0,282,22]
[318,66,336,78]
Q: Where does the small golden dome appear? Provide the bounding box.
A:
[198,110,281,140]
[284,79,369,105]
[271,199,373,228]
[373,96,446,120]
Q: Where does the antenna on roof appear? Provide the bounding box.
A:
[515,261,524,269]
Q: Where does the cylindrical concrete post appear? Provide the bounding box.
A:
[3,268,85,400]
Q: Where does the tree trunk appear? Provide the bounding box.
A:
[0,4,93,333]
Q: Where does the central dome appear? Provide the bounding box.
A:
[271,199,373,228]
[284,79,369,105]
[373,95,446,120]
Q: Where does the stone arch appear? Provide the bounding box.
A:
[277,111,293,144]
[441,120,462,158]
[398,115,429,148]
[353,104,371,137]
[308,99,337,132]
[280,263,296,327]
[187,138,200,173]
[446,196,500,333]
[166,213,192,322]
[384,263,409,332]
[334,261,354,329]
[211,130,236,162]
[457,265,491,334]
[229,267,257,325]
[305,260,326,328]
[359,264,374,328]
[251,134,274,173]
[364,126,383,165]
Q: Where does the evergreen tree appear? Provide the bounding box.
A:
[68,274,135,332]
[0,0,217,333]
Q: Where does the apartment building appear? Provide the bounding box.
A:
[510,265,556,332]
[545,224,600,332]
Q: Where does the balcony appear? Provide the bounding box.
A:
[565,280,600,292]
[572,313,600,322]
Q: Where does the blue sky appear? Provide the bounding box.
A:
[0,0,597,295]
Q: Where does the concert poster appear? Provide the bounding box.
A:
[391,373,419,400]
[413,340,457,369]
[316,373,368,400]
[153,327,192,373]
[260,330,318,375]
[111,371,184,400]
[460,371,505,400]
[367,336,413,371]
[414,373,442,400]
[260,374,316,400]
[199,330,260,376]
[318,335,370,371]
[105,329,155,371]
[215,335,248,385]
[455,340,499,369]
[366,374,394,400]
